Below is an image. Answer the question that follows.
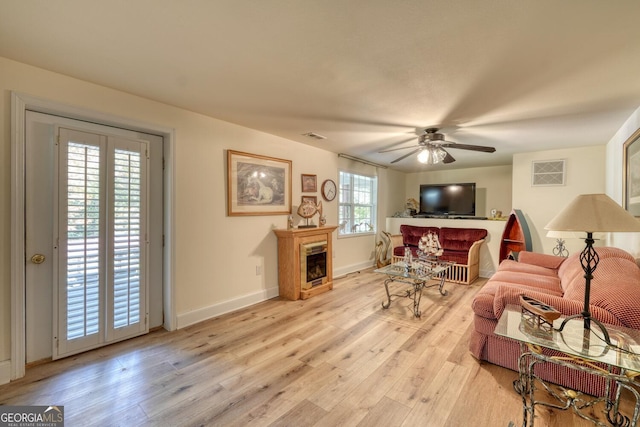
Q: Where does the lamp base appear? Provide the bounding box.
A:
[555,314,613,347]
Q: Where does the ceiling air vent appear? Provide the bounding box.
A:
[302,132,327,140]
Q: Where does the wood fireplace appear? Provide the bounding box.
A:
[273,226,337,300]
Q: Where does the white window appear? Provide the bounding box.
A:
[338,171,377,236]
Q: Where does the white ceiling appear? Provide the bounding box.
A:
[2,0,640,172]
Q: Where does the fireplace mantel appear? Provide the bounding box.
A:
[273,226,337,300]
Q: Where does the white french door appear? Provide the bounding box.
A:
[54,127,149,359]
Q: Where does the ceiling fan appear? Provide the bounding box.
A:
[379,128,496,165]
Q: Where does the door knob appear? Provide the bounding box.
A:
[31,254,46,264]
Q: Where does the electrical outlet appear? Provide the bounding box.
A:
[256,265,262,275]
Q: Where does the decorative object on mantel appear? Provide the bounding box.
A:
[488,208,506,220]
[227,150,291,216]
[301,195,317,204]
[297,199,323,228]
[406,198,419,216]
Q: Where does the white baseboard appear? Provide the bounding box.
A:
[334,261,375,279]
[0,360,11,385]
[176,286,279,329]
[176,262,378,329]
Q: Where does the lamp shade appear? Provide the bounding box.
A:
[545,193,640,233]
[545,230,579,238]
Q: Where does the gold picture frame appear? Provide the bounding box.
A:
[301,174,317,192]
[623,128,640,217]
[227,150,292,216]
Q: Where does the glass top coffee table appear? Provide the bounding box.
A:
[374,259,454,318]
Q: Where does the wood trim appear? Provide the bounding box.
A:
[9,92,177,380]
[273,226,338,300]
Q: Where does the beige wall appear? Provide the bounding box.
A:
[606,106,640,257]
[0,57,369,373]
[2,55,638,382]
[512,146,606,255]
[404,165,513,218]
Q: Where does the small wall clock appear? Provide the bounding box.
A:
[321,179,336,201]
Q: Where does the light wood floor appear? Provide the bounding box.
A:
[0,268,635,426]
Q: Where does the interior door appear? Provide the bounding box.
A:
[25,111,164,363]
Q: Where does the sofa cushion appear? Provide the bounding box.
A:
[496,259,559,278]
[563,255,640,329]
[489,270,562,293]
[439,227,487,252]
[471,279,563,321]
[440,250,471,265]
[518,251,566,271]
[559,247,638,294]
[399,224,439,248]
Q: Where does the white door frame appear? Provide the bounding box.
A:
[10,92,176,380]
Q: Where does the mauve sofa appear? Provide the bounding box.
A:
[391,224,487,284]
[470,246,640,396]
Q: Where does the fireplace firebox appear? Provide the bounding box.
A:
[301,241,328,290]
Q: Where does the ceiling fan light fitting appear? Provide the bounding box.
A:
[417,146,447,165]
[417,149,431,164]
[388,128,495,165]
[434,147,447,162]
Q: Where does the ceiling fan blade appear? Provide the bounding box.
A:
[442,149,456,164]
[441,143,496,153]
[378,144,420,153]
[377,136,420,153]
[391,148,421,163]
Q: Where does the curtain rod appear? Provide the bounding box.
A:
[338,153,388,169]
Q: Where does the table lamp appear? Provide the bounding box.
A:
[545,194,640,345]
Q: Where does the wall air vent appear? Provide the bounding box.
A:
[302,132,327,140]
[532,160,566,186]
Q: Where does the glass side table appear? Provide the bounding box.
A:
[495,304,640,426]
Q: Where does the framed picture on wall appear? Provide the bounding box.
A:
[227,150,292,216]
[301,174,317,192]
[623,128,640,217]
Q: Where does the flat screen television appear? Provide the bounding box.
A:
[419,182,476,216]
